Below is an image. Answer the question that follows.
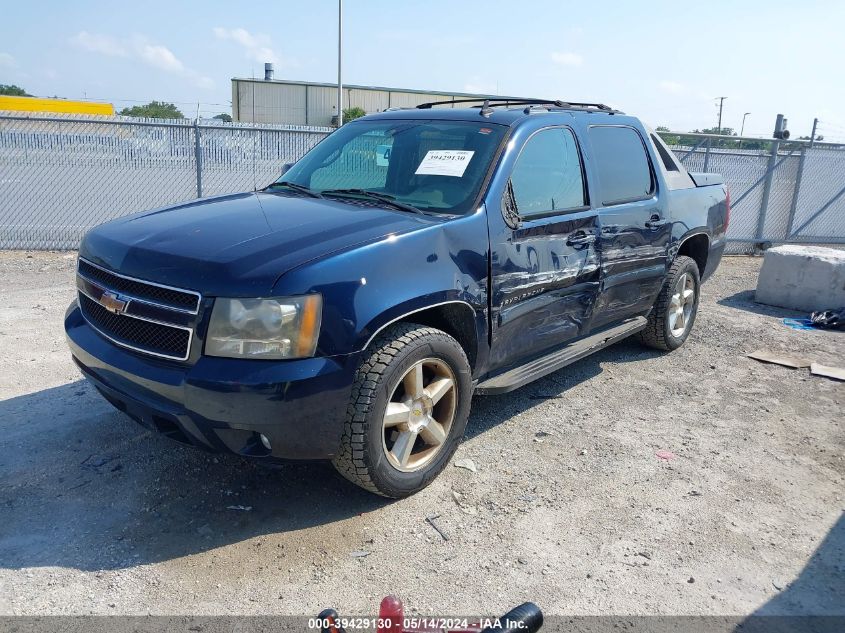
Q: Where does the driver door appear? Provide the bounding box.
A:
[488,126,602,371]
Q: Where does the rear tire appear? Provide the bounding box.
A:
[332,323,472,498]
[638,255,701,351]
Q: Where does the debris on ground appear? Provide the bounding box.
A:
[80,454,118,471]
[225,505,252,511]
[810,363,845,382]
[349,551,370,558]
[810,308,845,330]
[453,458,477,473]
[656,450,676,461]
[747,349,812,369]
[781,318,815,331]
[425,514,449,541]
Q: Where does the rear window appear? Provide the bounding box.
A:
[589,126,654,205]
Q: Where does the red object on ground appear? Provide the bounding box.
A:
[656,450,676,461]
[379,595,404,633]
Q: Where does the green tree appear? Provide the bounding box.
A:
[119,101,185,119]
[213,113,232,122]
[342,106,366,123]
[655,126,680,145]
[0,84,32,96]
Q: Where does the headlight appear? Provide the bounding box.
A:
[205,295,322,359]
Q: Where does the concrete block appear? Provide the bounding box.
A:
[755,245,845,312]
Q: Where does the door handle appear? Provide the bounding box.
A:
[566,230,596,246]
[645,214,670,229]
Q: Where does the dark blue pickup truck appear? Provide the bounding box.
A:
[65,98,728,497]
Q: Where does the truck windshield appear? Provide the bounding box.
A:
[274,119,507,214]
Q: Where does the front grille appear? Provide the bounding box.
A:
[78,259,199,312]
[79,293,191,360]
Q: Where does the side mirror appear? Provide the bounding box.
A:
[279,162,294,177]
[501,179,520,228]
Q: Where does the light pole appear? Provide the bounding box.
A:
[715,96,727,134]
[337,0,343,127]
[739,112,750,149]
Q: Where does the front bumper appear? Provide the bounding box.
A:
[65,303,357,460]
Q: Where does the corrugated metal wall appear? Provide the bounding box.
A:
[386,91,448,108]
[234,80,497,125]
[236,82,307,125]
[306,85,338,126]
[349,88,390,114]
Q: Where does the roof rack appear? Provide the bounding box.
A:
[416,97,620,113]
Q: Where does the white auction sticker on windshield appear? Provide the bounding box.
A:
[415,150,475,177]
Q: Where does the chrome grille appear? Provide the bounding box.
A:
[77,259,200,313]
[76,258,199,361]
[79,294,191,360]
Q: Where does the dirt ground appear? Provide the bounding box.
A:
[0,252,842,617]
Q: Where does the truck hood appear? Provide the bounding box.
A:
[79,191,434,296]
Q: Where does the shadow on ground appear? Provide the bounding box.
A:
[0,339,662,573]
[737,512,845,630]
[717,290,808,319]
[466,339,663,440]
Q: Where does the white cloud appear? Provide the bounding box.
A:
[70,31,212,90]
[70,31,127,57]
[550,51,583,67]
[135,40,184,73]
[213,27,280,65]
[659,80,686,95]
[0,52,17,68]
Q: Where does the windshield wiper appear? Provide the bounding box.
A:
[321,189,424,215]
[265,181,323,198]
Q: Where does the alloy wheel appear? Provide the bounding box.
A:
[381,358,457,472]
[668,272,696,338]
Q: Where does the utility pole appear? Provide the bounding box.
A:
[809,117,818,147]
[715,97,727,134]
[740,112,751,136]
[337,0,343,127]
[738,112,750,150]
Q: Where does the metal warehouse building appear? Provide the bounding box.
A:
[231,76,519,126]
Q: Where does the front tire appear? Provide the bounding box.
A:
[638,255,701,351]
[332,323,472,498]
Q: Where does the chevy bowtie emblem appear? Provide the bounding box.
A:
[99,291,127,314]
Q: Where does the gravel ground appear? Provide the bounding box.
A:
[0,252,842,617]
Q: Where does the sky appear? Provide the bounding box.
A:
[2,0,844,141]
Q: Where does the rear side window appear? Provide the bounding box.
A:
[589,126,654,205]
[651,133,679,172]
[510,127,586,218]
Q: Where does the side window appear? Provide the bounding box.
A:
[650,133,679,172]
[510,127,586,218]
[589,126,654,205]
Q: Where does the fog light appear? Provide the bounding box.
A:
[259,434,272,450]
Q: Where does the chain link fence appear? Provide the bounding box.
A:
[1,112,843,252]
[0,113,331,250]
[659,132,845,254]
